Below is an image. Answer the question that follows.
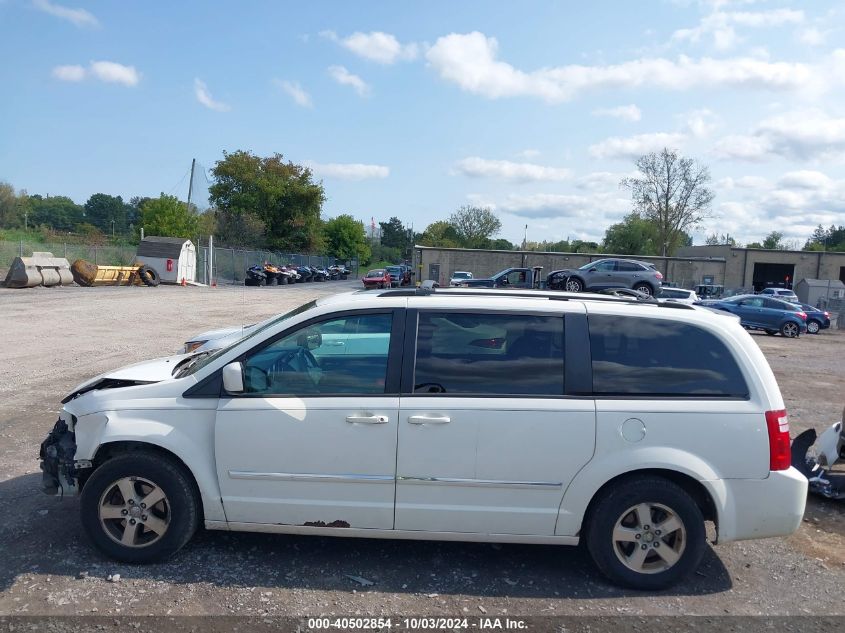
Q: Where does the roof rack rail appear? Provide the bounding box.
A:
[376,286,695,308]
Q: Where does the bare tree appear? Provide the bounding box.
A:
[621,148,714,256]
[448,205,502,248]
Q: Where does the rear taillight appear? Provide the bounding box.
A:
[765,409,791,471]
[655,271,664,280]
[797,311,807,320]
[824,311,830,317]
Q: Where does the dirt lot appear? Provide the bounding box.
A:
[0,283,843,617]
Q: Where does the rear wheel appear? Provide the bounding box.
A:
[806,320,821,334]
[780,321,799,338]
[80,452,199,563]
[565,278,584,293]
[632,282,653,297]
[585,476,706,590]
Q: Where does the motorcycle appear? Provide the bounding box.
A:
[791,406,845,500]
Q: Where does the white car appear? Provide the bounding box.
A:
[40,288,806,589]
[657,287,700,304]
[449,271,473,286]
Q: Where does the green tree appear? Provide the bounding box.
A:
[27,195,84,231]
[622,148,714,256]
[705,233,737,246]
[803,224,845,251]
[323,214,371,262]
[209,150,325,251]
[448,205,502,248]
[84,193,129,235]
[762,231,784,250]
[139,194,198,239]
[0,182,20,228]
[602,212,659,255]
[490,238,515,250]
[418,220,462,248]
[379,216,412,253]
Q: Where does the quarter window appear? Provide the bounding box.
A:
[241,313,392,395]
[589,315,749,398]
[413,312,564,395]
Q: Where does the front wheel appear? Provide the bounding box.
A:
[780,321,800,338]
[565,278,584,293]
[632,282,653,297]
[80,452,200,563]
[585,476,706,590]
[806,320,820,334]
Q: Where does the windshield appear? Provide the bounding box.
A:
[366,270,384,278]
[175,300,318,377]
[452,272,471,279]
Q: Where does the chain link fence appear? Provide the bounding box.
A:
[1,240,344,285]
[196,247,339,285]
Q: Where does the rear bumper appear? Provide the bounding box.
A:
[713,467,807,543]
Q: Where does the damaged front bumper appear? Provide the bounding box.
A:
[39,417,88,496]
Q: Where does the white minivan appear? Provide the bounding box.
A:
[40,288,807,589]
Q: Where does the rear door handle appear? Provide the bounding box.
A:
[346,415,388,424]
[408,415,451,425]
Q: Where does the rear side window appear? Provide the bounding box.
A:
[589,315,749,398]
[414,312,564,395]
[617,261,645,272]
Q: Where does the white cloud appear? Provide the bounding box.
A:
[713,109,845,161]
[588,132,687,160]
[32,0,98,28]
[327,65,370,96]
[193,78,230,112]
[454,157,571,182]
[306,161,389,180]
[797,27,828,46]
[425,32,818,103]
[322,30,418,64]
[777,170,834,190]
[487,192,630,221]
[717,175,770,190]
[89,61,139,86]
[52,64,85,82]
[276,80,312,108]
[52,61,139,86]
[516,149,540,159]
[592,104,642,122]
[684,108,718,137]
[671,8,804,51]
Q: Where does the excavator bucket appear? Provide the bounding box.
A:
[69,259,160,287]
[3,252,74,288]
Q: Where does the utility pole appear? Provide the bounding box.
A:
[186,158,196,211]
[522,224,528,250]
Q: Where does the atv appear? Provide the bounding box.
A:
[791,407,845,500]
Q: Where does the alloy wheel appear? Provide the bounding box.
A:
[98,476,170,548]
[611,502,687,574]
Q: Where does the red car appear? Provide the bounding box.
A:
[361,268,391,289]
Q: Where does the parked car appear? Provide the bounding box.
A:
[361,268,391,289]
[41,288,806,590]
[696,294,807,337]
[657,287,700,304]
[460,267,542,289]
[449,271,473,286]
[546,258,663,296]
[799,303,831,334]
[759,288,799,303]
[385,265,404,288]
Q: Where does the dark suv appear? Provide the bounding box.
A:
[546,258,664,296]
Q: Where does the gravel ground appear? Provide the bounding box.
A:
[0,283,843,617]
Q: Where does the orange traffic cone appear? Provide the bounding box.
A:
[212,279,217,288]
[181,277,186,286]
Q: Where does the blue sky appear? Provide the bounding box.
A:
[1,0,844,247]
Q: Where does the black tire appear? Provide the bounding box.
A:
[565,277,584,293]
[585,476,706,590]
[806,319,821,334]
[80,452,200,563]
[137,265,160,287]
[780,321,799,338]
[265,275,276,286]
[765,329,777,336]
[279,275,289,285]
[632,282,653,297]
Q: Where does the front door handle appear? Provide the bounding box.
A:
[327,341,346,346]
[408,415,451,425]
[346,415,388,424]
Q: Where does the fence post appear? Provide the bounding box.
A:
[19,240,23,257]
[94,247,98,265]
[64,243,67,259]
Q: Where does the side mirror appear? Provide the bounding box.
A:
[222,362,244,393]
[589,268,597,272]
